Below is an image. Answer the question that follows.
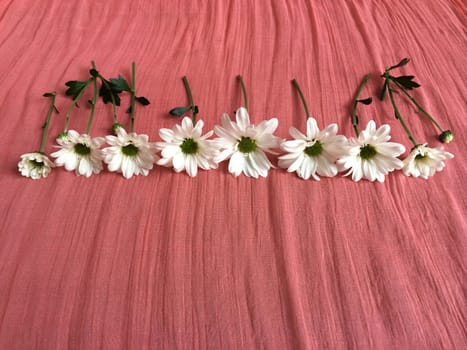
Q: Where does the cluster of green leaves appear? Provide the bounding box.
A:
[380,58,421,100]
[64,67,150,114]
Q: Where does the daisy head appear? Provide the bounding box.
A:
[402,143,454,179]
[278,117,347,180]
[156,116,217,177]
[51,130,105,177]
[213,107,282,178]
[102,127,157,179]
[18,152,54,179]
[337,120,406,182]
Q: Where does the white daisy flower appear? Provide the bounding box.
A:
[337,120,406,182]
[156,117,217,177]
[18,152,54,179]
[102,127,157,179]
[402,143,454,179]
[51,130,105,177]
[213,107,282,178]
[278,117,347,180]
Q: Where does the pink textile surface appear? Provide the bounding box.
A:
[1,0,466,349]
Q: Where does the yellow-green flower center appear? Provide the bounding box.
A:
[122,143,139,156]
[304,140,323,157]
[29,160,44,168]
[180,138,198,154]
[238,136,257,153]
[360,144,377,159]
[74,143,91,156]
[415,154,427,160]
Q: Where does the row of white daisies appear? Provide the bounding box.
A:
[18,107,453,181]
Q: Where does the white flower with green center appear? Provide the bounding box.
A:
[213,107,282,178]
[51,130,105,177]
[278,117,346,180]
[337,120,406,182]
[156,117,217,177]
[402,143,453,179]
[18,152,54,179]
[102,127,157,179]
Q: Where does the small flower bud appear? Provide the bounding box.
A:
[57,131,68,141]
[112,123,124,134]
[439,130,453,143]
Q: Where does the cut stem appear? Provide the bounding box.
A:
[387,80,418,147]
[292,79,311,120]
[237,75,249,111]
[392,79,444,132]
[85,62,98,134]
[39,92,57,153]
[351,73,372,136]
[130,62,136,132]
[182,76,197,123]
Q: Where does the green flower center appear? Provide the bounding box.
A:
[237,136,257,153]
[74,143,91,156]
[415,154,426,160]
[180,138,198,154]
[29,160,44,168]
[360,144,377,159]
[122,143,139,156]
[304,140,323,157]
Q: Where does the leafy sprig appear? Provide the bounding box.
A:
[169,76,198,123]
[351,74,373,136]
[40,92,58,153]
[381,58,453,143]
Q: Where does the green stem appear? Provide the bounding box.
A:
[351,73,371,136]
[64,79,91,132]
[237,75,249,111]
[392,79,444,132]
[39,92,57,153]
[85,62,98,134]
[130,62,136,132]
[387,80,418,147]
[292,79,311,121]
[182,76,197,123]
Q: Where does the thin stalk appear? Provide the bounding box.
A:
[351,73,371,136]
[39,92,57,153]
[85,62,98,134]
[387,80,418,147]
[292,79,311,120]
[64,79,91,132]
[392,79,444,132]
[182,76,197,123]
[237,75,249,111]
[130,62,136,132]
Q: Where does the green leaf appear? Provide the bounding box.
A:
[65,80,89,100]
[99,78,121,106]
[169,106,192,116]
[380,81,388,100]
[109,75,131,93]
[357,97,372,105]
[136,96,150,105]
[393,75,420,90]
[389,58,410,71]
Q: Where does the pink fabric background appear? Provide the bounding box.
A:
[1,1,466,349]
